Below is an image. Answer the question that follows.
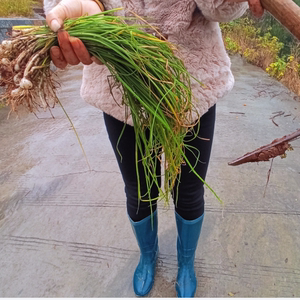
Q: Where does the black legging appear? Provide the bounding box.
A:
[103,105,216,222]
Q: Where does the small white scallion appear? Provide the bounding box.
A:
[11,87,21,97]
[1,40,13,51]
[1,58,11,66]
[11,31,20,38]
[14,64,20,72]
[20,78,33,90]
[14,74,22,85]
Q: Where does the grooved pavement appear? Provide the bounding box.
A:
[0,56,300,297]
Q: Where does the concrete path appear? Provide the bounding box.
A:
[0,56,300,297]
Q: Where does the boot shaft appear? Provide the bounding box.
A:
[175,212,204,254]
[129,210,158,254]
[175,212,204,298]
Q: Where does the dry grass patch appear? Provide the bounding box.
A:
[0,0,35,18]
[221,18,300,97]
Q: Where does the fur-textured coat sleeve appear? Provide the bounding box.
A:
[194,0,248,22]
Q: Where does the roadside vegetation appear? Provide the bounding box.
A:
[0,0,35,17]
[221,1,300,96]
[0,0,43,18]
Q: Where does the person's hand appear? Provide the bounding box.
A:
[226,0,264,18]
[46,0,103,69]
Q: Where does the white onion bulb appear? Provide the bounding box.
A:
[14,74,21,85]
[11,87,21,97]
[1,58,10,66]
[11,31,20,38]
[1,40,12,51]
[14,64,20,72]
[20,78,33,90]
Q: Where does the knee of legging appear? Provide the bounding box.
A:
[172,184,204,205]
[126,192,157,221]
[125,183,158,220]
[125,180,160,201]
[175,201,204,220]
[174,193,204,210]
[172,185,205,217]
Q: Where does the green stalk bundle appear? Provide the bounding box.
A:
[0,9,220,207]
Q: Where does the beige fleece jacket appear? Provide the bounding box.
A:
[44,0,248,125]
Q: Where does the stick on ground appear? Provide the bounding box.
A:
[228,129,300,166]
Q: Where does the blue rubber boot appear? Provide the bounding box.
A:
[129,211,158,297]
[175,212,204,298]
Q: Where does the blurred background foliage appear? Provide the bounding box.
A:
[221,0,300,96]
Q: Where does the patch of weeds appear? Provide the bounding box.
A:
[0,0,35,18]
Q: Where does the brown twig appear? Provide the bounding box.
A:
[263,158,274,198]
[229,112,245,115]
[270,111,284,127]
[228,129,300,166]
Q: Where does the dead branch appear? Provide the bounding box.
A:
[270,111,284,127]
[228,129,300,166]
[263,158,274,197]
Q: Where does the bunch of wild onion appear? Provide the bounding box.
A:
[0,9,219,206]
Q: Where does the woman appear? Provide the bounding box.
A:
[44,0,264,297]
